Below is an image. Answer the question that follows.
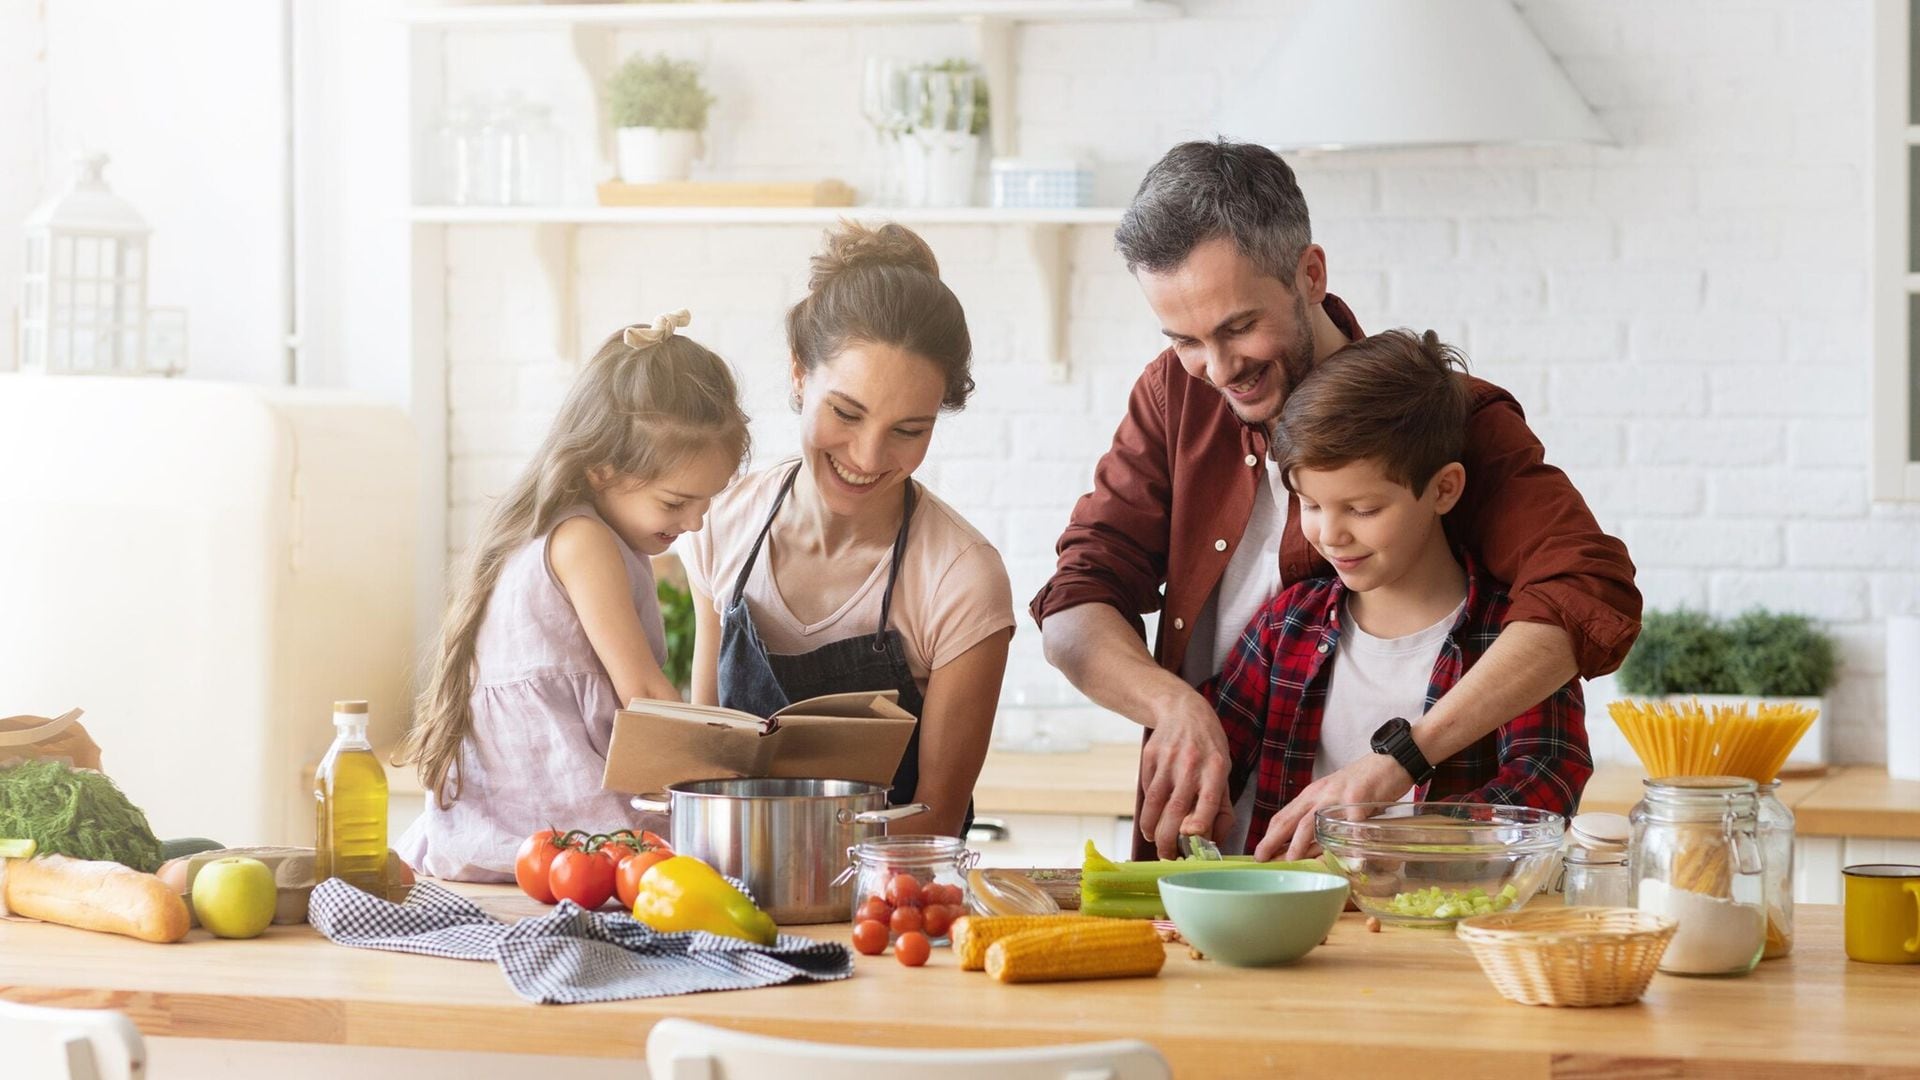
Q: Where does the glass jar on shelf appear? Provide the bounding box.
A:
[1757,779,1795,959]
[843,834,976,946]
[1629,776,1767,977]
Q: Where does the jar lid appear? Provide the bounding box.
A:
[849,833,969,868]
[1569,811,1629,852]
[965,867,1060,917]
[1645,775,1756,797]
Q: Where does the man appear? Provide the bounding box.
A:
[1031,139,1639,859]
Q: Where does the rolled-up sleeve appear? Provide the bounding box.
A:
[1029,364,1176,636]
[1453,391,1642,677]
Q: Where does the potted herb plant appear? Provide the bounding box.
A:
[1617,608,1838,766]
[607,54,714,184]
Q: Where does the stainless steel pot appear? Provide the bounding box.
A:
[632,778,928,924]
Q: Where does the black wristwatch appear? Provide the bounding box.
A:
[1370,717,1435,784]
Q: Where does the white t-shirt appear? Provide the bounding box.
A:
[1181,458,1286,854]
[1314,595,1468,801]
[678,462,1016,691]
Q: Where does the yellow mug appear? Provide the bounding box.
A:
[1843,864,1920,964]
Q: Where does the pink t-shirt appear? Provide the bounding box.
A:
[679,461,1015,689]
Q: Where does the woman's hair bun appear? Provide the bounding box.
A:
[807,220,940,291]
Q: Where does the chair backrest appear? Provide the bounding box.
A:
[0,1000,146,1080]
[645,1018,1170,1080]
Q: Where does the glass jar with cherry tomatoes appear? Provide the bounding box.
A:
[844,834,976,947]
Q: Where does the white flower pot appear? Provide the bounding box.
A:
[897,131,979,208]
[616,127,701,183]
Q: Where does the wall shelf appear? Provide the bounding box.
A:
[400,1,1180,29]
[408,204,1124,226]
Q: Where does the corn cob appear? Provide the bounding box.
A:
[983,919,1168,984]
[951,914,1106,971]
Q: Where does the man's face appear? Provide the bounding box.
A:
[1136,236,1319,426]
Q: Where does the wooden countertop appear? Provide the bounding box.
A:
[973,745,1920,840]
[1,885,1914,1076]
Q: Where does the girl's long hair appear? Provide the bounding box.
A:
[397,325,750,809]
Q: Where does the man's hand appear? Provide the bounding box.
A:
[1138,689,1235,858]
[1254,753,1413,861]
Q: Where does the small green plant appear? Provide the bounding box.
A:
[1618,608,1837,698]
[608,54,714,132]
[915,59,989,136]
[1724,610,1837,697]
[657,577,696,695]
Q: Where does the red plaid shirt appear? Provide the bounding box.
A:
[1203,556,1591,851]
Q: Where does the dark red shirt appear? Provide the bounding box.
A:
[1028,295,1642,680]
[1203,556,1593,850]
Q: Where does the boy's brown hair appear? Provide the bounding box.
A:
[1273,328,1471,498]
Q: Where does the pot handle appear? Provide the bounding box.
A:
[629,793,670,814]
[846,802,930,826]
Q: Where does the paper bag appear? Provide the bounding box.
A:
[0,708,103,771]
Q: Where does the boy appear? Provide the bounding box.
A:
[1204,329,1592,860]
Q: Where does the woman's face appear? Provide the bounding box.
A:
[793,342,946,519]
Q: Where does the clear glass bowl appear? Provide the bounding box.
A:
[1315,803,1566,927]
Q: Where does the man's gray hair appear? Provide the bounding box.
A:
[1115,139,1312,282]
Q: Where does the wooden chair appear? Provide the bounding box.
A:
[0,1000,146,1080]
[644,1017,1170,1080]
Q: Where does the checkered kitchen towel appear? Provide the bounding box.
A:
[307,878,852,1004]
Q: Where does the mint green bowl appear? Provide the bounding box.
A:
[1157,870,1350,968]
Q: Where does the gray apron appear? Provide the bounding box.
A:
[717,463,970,831]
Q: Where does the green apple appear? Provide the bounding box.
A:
[191,856,277,939]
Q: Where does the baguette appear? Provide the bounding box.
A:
[3,853,190,943]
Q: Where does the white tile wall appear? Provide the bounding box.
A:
[435,0,1916,764]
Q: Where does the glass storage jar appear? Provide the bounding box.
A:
[1562,811,1630,907]
[1629,776,1767,976]
[843,834,976,945]
[1757,780,1795,959]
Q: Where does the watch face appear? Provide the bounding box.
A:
[1371,718,1404,754]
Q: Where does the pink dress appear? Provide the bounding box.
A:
[397,506,668,881]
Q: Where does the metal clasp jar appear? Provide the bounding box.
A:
[1629,776,1767,976]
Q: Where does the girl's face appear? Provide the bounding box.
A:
[591,445,739,555]
[792,343,946,519]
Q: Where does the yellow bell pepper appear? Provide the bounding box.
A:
[631,855,778,945]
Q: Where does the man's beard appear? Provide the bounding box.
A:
[1231,292,1316,426]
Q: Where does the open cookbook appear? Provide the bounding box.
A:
[599,690,918,795]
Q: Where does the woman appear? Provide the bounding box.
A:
[680,221,1014,837]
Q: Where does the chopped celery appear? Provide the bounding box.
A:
[1382,883,1520,919]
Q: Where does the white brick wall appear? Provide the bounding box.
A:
[435,0,1917,764]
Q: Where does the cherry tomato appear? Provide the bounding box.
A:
[514,829,572,904]
[890,905,923,934]
[550,846,617,909]
[615,848,674,910]
[857,896,894,924]
[934,883,964,906]
[886,873,923,909]
[599,840,636,868]
[638,830,673,854]
[851,919,889,956]
[894,931,931,967]
[923,904,954,938]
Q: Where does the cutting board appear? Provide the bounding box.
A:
[596,179,857,208]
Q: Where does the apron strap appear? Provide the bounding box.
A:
[728,462,803,609]
[874,481,918,647]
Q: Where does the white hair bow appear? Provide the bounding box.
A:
[623,309,692,347]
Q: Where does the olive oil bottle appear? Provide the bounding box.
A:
[314,699,388,895]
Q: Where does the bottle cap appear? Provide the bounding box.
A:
[333,700,369,715]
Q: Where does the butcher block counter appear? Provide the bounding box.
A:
[1,885,1915,1077]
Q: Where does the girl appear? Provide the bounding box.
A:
[397,311,750,881]
[680,223,1014,838]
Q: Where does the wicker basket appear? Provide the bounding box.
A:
[1456,907,1677,1007]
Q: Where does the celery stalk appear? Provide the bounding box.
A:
[1079,841,1340,919]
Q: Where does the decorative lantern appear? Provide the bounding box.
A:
[19,153,153,375]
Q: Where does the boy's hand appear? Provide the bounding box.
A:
[1138,690,1233,858]
[1254,754,1413,862]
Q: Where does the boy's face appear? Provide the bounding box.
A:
[1290,457,1466,593]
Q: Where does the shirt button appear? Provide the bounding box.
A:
[1245,454,1258,467]
[1214,539,1228,552]
[1317,641,1330,654]
[1173,617,1186,630]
